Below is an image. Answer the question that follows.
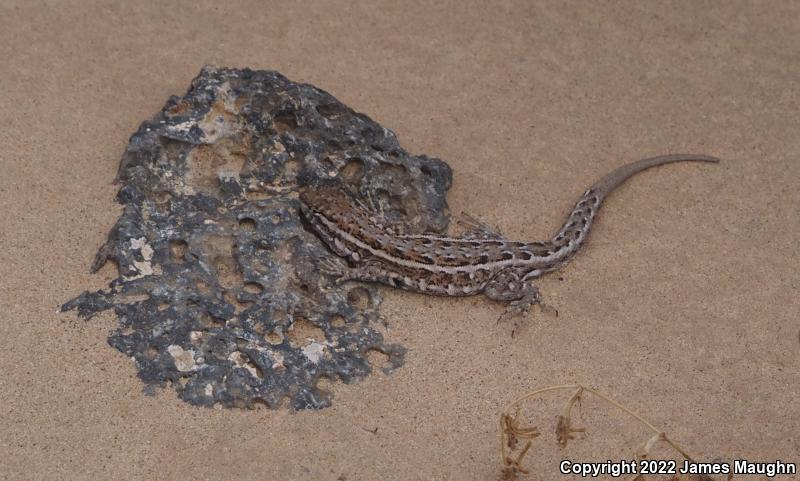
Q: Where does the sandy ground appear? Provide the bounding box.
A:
[2,1,799,480]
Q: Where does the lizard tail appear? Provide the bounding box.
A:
[546,153,719,265]
[588,154,719,199]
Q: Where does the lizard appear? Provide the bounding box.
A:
[299,154,719,323]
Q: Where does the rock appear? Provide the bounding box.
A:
[62,66,453,409]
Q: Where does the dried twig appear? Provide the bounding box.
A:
[498,384,713,480]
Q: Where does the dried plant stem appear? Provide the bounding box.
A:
[499,384,699,477]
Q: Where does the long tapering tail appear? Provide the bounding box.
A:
[588,154,719,199]
[545,154,719,265]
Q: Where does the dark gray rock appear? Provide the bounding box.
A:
[63,66,452,409]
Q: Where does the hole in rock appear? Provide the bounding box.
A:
[347,287,372,310]
[238,218,256,231]
[169,240,188,261]
[265,330,283,345]
[272,111,298,132]
[242,282,263,295]
[365,348,390,372]
[340,157,365,183]
[330,315,346,328]
[315,103,344,119]
[287,317,325,347]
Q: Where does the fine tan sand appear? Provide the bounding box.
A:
[2,1,798,480]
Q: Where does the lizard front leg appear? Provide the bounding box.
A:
[352,191,410,236]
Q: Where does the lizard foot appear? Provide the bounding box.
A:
[497,299,533,338]
[317,256,350,284]
[497,298,558,337]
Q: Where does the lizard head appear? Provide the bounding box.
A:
[299,185,383,238]
[299,185,358,218]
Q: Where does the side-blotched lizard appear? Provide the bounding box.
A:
[300,154,718,321]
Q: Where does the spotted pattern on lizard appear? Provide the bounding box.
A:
[299,154,719,319]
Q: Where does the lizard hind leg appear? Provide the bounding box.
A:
[484,269,557,336]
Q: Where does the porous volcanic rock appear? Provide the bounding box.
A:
[63,66,452,409]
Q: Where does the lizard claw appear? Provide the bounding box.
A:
[497,300,531,336]
[318,256,348,280]
[497,297,557,337]
[539,302,558,318]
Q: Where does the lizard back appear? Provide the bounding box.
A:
[299,153,719,297]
